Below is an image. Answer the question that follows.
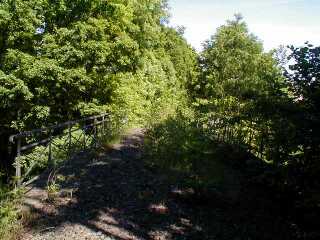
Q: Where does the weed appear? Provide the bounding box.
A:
[0,186,23,240]
[46,170,60,202]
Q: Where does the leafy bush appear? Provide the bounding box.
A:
[0,0,199,180]
[144,109,232,189]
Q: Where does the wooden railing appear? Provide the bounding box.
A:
[9,113,109,187]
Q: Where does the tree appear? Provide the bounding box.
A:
[286,43,320,113]
[285,43,320,182]
[0,0,198,178]
[193,16,285,153]
[198,15,283,100]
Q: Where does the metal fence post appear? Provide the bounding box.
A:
[83,126,86,150]
[48,131,53,167]
[94,117,97,148]
[102,115,105,136]
[16,137,21,187]
[68,122,72,157]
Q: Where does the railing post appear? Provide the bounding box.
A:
[83,126,86,150]
[68,122,72,157]
[102,115,105,136]
[48,131,53,167]
[16,137,21,187]
[260,137,264,159]
[94,117,97,148]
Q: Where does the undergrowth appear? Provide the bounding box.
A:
[143,110,235,191]
[0,185,23,240]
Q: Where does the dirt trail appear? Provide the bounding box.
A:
[21,129,290,240]
[22,129,206,240]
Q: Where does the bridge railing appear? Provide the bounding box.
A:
[9,113,109,187]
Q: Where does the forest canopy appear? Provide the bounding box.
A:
[0,0,197,129]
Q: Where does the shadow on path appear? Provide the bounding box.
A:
[23,129,206,240]
[22,129,291,240]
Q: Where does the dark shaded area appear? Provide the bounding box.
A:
[0,129,16,183]
[23,131,296,240]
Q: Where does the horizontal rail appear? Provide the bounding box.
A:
[9,113,108,143]
[21,138,50,151]
[9,113,110,187]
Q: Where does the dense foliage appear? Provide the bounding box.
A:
[0,1,198,238]
[0,0,198,175]
[196,18,320,237]
[145,15,320,239]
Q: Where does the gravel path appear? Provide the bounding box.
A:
[22,129,204,240]
[21,129,291,240]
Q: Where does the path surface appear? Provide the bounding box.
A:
[21,129,290,240]
[22,129,206,240]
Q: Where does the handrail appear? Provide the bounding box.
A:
[9,113,108,143]
[9,113,109,187]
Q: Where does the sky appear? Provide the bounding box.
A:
[168,0,320,52]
